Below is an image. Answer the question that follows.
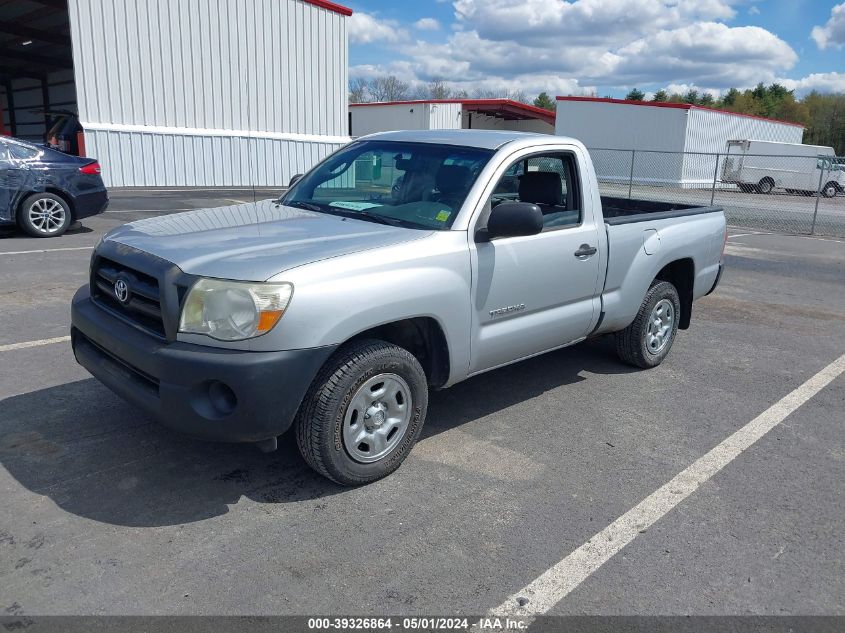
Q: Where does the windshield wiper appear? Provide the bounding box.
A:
[285,200,323,212]
[353,211,407,227]
[286,201,425,229]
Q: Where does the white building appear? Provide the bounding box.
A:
[349,99,555,137]
[1,0,352,187]
[554,96,805,186]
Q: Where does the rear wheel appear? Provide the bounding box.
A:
[18,192,71,237]
[756,178,774,194]
[295,339,428,485]
[616,280,681,369]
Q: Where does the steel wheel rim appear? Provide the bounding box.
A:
[646,298,674,354]
[343,373,412,463]
[824,185,836,197]
[28,198,66,234]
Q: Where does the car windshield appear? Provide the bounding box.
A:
[282,140,493,230]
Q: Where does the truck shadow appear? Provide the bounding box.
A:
[0,337,635,528]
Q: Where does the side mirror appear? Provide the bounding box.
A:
[480,201,543,241]
[288,173,303,187]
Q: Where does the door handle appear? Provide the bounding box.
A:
[574,244,597,258]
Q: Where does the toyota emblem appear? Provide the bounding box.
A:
[114,278,130,304]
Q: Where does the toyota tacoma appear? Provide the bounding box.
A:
[71,130,726,485]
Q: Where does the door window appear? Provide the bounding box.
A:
[490,153,581,230]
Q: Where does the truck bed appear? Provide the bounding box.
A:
[601,196,722,225]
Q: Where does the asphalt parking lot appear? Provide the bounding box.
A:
[0,193,843,618]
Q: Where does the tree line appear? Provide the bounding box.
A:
[623,84,844,154]
[348,76,530,105]
[349,77,844,154]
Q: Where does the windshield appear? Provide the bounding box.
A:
[282,141,493,230]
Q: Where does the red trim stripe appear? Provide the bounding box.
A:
[348,99,556,125]
[555,96,805,129]
[301,0,352,17]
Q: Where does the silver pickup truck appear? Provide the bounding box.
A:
[71,130,726,485]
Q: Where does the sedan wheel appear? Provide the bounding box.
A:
[19,193,72,237]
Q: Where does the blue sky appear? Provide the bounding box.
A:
[342,0,845,99]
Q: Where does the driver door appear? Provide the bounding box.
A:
[468,150,602,374]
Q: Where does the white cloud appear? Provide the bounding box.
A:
[414,18,441,31]
[615,23,797,87]
[665,83,721,98]
[451,0,736,45]
[347,0,843,97]
[778,72,845,95]
[748,5,760,16]
[811,2,845,49]
[348,12,405,45]
[446,74,593,98]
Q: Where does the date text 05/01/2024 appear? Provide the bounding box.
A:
[307,617,528,630]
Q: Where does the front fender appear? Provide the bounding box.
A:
[267,232,473,384]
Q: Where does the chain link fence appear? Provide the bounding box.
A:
[587,148,845,237]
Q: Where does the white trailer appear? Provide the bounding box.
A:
[721,140,845,197]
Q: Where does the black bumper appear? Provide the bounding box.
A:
[71,285,336,444]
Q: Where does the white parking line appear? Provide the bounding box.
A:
[0,336,71,353]
[492,352,845,617]
[106,208,193,213]
[0,246,94,256]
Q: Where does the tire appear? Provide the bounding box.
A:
[18,192,72,237]
[295,339,429,485]
[756,178,774,195]
[821,182,838,198]
[615,280,681,369]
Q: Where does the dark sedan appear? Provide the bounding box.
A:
[0,136,108,237]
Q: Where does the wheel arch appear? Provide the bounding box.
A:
[15,188,75,223]
[654,258,694,329]
[345,317,451,389]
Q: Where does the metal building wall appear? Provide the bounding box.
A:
[682,108,805,184]
[555,101,688,184]
[427,102,461,130]
[349,104,431,136]
[68,0,349,187]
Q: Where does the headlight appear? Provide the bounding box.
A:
[179,279,293,341]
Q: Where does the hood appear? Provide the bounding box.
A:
[104,199,432,281]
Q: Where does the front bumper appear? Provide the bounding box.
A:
[71,285,336,443]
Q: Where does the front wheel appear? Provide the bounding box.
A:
[616,280,681,369]
[295,339,429,485]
